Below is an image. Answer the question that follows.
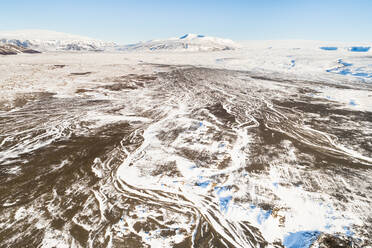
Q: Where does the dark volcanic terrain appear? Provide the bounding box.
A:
[0,64,371,248]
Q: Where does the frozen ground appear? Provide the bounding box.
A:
[0,42,371,248]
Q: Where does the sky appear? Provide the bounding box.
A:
[1,0,371,44]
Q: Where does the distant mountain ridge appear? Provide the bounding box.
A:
[0,30,116,52]
[0,44,41,55]
[0,30,239,53]
[122,33,239,52]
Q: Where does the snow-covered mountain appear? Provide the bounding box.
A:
[0,30,117,52]
[122,34,239,52]
[0,44,41,55]
[0,30,239,53]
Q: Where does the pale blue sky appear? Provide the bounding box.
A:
[1,0,371,44]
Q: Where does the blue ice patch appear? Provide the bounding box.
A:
[326,59,372,78]
[283,231,321,248]
[196,180,210,188]
[214,186,228,195]
[290,60,296,68]
[349,100,357,106]
[325,223,332,229]
[180,34,205,39]
[219,196,232,213]
[257,210,272,224]
[343,226,354,237]
[349,46,370,52]
[338,59,353,67]
[338,69,351,75]
[320,47,338,51]
[353,72,370,77]
[218,143,225,148]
